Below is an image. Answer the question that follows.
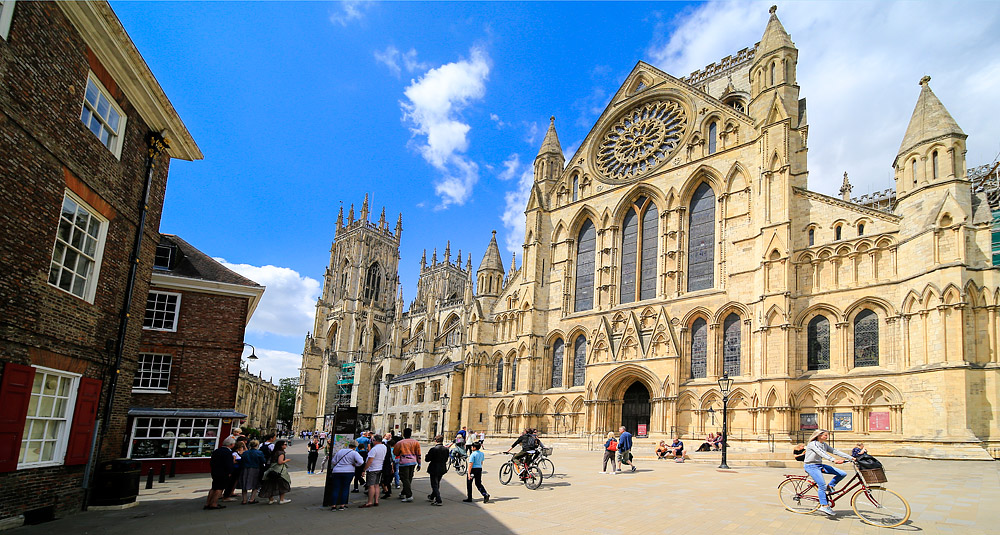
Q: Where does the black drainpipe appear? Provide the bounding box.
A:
[83,132,167,509]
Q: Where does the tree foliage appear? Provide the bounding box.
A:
[278,377,298,427]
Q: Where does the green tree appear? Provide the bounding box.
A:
[278,377,298,428]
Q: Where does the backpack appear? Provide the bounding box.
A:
[608,439,617,452]
[856,453,882,470]
[524,434,539,450]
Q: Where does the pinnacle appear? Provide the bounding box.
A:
[478,229,504,273]
[757,4,795,57]
[895,76,965,165]
[536,116,563,159]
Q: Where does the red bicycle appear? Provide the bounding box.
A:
[778,460,910,527]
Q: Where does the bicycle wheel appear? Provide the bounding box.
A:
[498,462,513,485]
[851,487,910,528]
[778,478,820,513]
[456,460,467,476]
[537,458,555,478]
[523,465,543,490]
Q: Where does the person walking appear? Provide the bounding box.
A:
[602,431,618,474]
[462,441,490,504]
[329,439,365,511]
[239,439,266,504]
[205,436,236,510]
[393,427,421,502]
[380,433,395,499]
[307,437,321,474]
[359,434,387,508]
[260,440,292,504]
[617,426,636,472]
[425,435,450,506]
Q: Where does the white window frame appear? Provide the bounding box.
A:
[143,290,182,332]
[0,0,15,40]
[80,72,127,159]
[132,353,173,393]
[127,417,222,460]
[18,366,81,470]
[48,189,109,304]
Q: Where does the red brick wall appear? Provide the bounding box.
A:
[134,289,250,409]
[0,2,172,522]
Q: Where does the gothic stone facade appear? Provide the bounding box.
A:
[296,9,999,459]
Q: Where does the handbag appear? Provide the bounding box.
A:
[608,440,617,452]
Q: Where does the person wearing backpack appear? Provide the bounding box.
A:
[602,432,618,474]
[505,428,539,478]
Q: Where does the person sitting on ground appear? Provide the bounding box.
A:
[712,433,723,450]
[697,433,715,452]
[851,442,867,459]
[656,441,669,459]
[666,437,685,462]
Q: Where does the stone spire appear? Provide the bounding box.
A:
[758,5,795,57]
[894,76,966,167]
[420,249,426,270]
[537,116,563,158]
[348,203,355,225]
[508,252,517,279]
[444,241,451,265]
[395,213,403,239]
[478,230,505,273]
[432,248,438,265]
[840,172,853,201]
[360,193,370,222]
[336,205,343,231]
[378,206,386,229]
[466,253,472,272]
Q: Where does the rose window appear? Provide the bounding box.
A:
[595,100,686,181]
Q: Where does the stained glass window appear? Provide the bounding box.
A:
[364,263,382,302]
[854,309,879,367]
[509,359,517,391]
[575,220,596,311]
[688,183,715,291]
[691,318,707,379]
[708,122,718,154]
[641,202,658,300]
[620,209,637,303]
[723,313,741,376]
[495,359,504,392]
[573,335,586,387]
[551,338,564,388]
[807,316,830,370]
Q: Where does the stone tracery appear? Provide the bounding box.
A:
[595,99,687,182]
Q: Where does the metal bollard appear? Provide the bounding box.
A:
[169,460,176,478]
[145,467,154,489]
[158,464,166,483]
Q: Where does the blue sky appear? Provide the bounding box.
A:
[111,1,1000,382]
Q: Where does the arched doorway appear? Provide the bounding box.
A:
[621,381,650,436]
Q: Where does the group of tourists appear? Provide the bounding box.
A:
[205,429,292,510]
[600,426,637,474]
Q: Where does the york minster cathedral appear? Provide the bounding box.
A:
[294,7,999,458]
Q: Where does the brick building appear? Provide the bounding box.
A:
[0,0,200,526]
[235,367,279,434]
[128,235,263,474]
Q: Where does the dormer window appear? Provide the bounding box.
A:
[154,244,175,270]
[728,100,745,113]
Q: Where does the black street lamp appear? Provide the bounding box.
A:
[718,372,734,469]
[440,393,450,439]
[243,342,258,361]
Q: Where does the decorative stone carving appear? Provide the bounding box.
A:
[594,99,687,182]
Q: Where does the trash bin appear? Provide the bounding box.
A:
[91,459,142,506]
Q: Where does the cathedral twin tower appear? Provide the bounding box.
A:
[294,7,999,459]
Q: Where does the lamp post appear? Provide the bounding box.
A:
[440,393,449,439]
[243,342,258,361]
[718,372,733,469]
[707,406,715,426]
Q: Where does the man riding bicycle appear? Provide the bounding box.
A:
[448,432,468,465]
[505,428,539,477]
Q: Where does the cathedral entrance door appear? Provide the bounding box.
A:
[621,381,650,436]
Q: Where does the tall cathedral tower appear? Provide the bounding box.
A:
[294,194,402,432]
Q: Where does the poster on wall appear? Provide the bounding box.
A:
[869,411,890,431]
[833,412,853,431]
[799,413,818,430]
[637,424,648,437]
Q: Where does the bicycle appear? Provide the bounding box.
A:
[777,460,910,527]
[533,446,555,477]
[448,450,467,475]
[498,452,543,489]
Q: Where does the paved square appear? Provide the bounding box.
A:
[15,442,1000,535]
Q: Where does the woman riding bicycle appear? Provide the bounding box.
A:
[803,429,853,516]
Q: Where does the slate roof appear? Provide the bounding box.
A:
[157,234,262,288]
[388,361,463,384]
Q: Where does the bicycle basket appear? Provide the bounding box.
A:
[859,467,887,484]
[541,447,553,456]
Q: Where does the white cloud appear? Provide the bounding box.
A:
[499,153,520,181]
[216,259,321,338]
[401,47,491,208]
[490,113,507,128]
[243,348,302,383]
[647,1,1000,195]
[499,155,535,257]
[523,121,540,145]
[374,46,429,78]
[330,0,370,26]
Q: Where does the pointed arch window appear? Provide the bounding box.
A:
[854,309,879,367]
[912,158,918,186]
[857,223,865,236]
[708,122,718,154]
[834,225,842,241]
[687,183,715,291]
[340,260,350,298]
[574,220,596,311]
[572,176,579,202]
[808,228,815,246]
[690,318,707,379]
[551,338,564,388]
[932,151,939,179]
[495,359,504,392]
[364,263,382,302]
[572,335,586,387]
[509,358,517,391]
[807,316,830,370]
[620,197,659,304]
[723,313,741,376]
[770,62,776,86]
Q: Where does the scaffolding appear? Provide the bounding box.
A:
[335,362,355,408]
